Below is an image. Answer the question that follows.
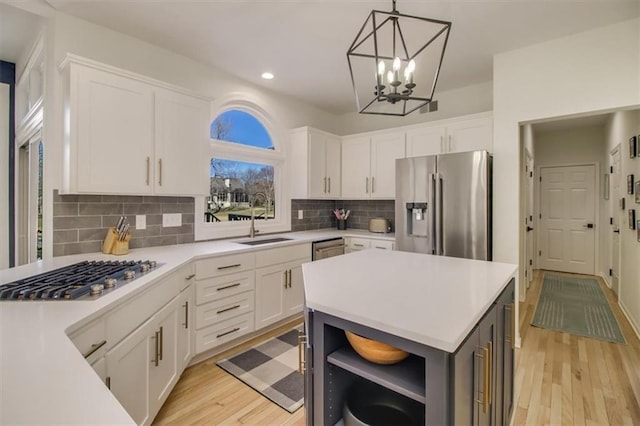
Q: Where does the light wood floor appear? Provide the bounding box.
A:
[514,269,640,425]
[154,270,640,425]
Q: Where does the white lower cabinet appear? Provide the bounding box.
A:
[255,244,311,330]
[177,286,193,371]
[345,237,394,253]
[106,296,179,426]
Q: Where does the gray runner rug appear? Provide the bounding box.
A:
[531,273,625,344]
[216,326,304,413]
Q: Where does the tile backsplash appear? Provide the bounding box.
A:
[53,190,194,257]
[291,199,395,232]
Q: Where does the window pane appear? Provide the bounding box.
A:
[205,158,275,223]
[210,110,273,149]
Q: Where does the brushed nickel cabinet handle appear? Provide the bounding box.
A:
[152,331,159,366]
[158,159,163,186]
[217,282,241,291]
[217,264,241,271]
[487,341,493,408]
[372,176,375,193]
[217,304,241,315]
[323,177,327,193]
[158,326,164,361]
[353,243,364,247]
[328,177,331,193]
[183,301,189,329]
[288,269,292,288]
[146,157,150,185]
[82,339,107,359]
[185,273,196,280]
[365,177,369,194]
[217,327,240,339]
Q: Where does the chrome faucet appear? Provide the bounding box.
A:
[249,192,267,238]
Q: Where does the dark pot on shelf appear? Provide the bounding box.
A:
[337,219,347,230]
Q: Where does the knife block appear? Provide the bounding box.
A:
[102,227,131,255]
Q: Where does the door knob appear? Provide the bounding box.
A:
[583,223,594,229]
[613,229,620,234]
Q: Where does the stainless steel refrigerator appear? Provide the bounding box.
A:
[395,150,492,260]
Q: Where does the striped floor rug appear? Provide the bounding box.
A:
[531,273,625,344]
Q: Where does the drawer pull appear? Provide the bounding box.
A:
[185,274,196,280]
[353,243,364,247]
[152,331,159,366]
[217,304,241,315]
[106,376,111,390]
[183,301,189,329]
[158,326,164,361]
[298,332,307,374]
[82,339,107,359]
[217,282,241,291]
[217,264,241,271]
[217,327,240,338]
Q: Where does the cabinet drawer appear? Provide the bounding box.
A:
[195,253,255,279]
[195,291,255,329]
[255,243,311,268]
[348,238,371,250]
[69,317,107,364]
[105,273,179,349]
[370,240,394,250]
[195,312,254,353]
[195,271,254,305]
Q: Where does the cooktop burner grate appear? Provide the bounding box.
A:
[0,260,159,301]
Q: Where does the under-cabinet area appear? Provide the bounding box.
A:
[306,278,514,426]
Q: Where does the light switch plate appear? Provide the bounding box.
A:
[162,213,182,227]
[136,215,146,230]
[298,210,304,219]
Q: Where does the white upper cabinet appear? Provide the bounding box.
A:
[289,127,341,199]
[405,113,493,157]
[341,132,405,199]
[61,55,210,196]
[154,88,209,195]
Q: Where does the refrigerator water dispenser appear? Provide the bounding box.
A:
[405,203,428,237]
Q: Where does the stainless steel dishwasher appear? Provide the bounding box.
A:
[312,237,345,260]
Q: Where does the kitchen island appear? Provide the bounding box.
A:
[302,250,517,425]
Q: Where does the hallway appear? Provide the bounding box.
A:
[514,269,640,425]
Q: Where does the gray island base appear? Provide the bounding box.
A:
[301,250,517,425]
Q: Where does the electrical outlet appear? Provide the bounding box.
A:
[298,210,304,220]
[136,215,146,230]
[162,213,182,227]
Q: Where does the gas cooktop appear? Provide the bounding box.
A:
[0,260,160,301]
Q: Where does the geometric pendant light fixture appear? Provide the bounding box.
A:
[347,0,452,116]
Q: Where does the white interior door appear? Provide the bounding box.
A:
[524,150,535,287]
[538,165,596,274]
[610,146,621,296]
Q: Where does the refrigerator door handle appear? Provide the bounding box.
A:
[430,173,437,255]
[435,173,444,255]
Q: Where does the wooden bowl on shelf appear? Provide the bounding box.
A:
[344,331,409,365]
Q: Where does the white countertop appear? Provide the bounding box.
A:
[0,228,392,425]
[302,250,517,353]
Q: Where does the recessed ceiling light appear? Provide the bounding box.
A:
[261,72,274,80]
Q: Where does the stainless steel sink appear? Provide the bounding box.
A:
[236,237,293,246]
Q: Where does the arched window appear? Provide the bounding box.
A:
[195,105,289,240]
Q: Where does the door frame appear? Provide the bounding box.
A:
[534,162,600,275]
[609,144,621,295]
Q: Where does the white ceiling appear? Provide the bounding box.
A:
[4,1,640,115]
[0,2,44,64]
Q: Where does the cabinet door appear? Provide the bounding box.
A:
[325,135,342,197]
[154,89,209,196]
[149,300,179,417]
[370,239,394,250]
[348,237,371,251]
[371,133,406,198]
[106,320,154,425]
[498,282,515,426]
[255,264,286,329]
[451,327,479,426]
[284,260,305,316]
[477,304,497,426]
[308,131,328,198]
[341,137,371,198]
[446,117,493,153]
[75,66,154,194]
[177,286,193,371]
[406,126,446,157]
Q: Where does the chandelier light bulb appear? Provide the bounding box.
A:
[407,59,416,73]
[392,57,401,71]
[387,70,394,84]
[378,60,386,76]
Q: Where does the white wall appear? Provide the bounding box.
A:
[493,18,640,267]
[336,81,493,135]
[533,125,608,278]
[604,110,640,335]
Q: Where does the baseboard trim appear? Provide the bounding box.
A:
[618,300,640,342]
